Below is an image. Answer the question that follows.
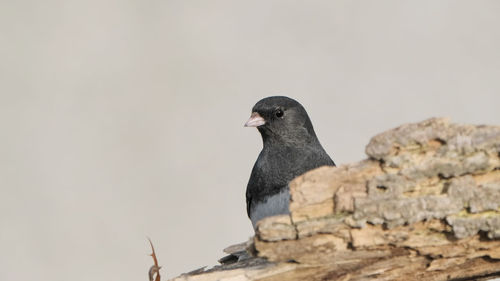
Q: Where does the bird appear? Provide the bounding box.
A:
[244,96,335,229]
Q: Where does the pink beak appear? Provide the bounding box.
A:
[244,112,266,127]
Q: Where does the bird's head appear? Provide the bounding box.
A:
[245,96,317,145]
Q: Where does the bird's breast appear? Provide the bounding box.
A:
[249,187,290,229]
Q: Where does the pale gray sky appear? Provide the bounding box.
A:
[1,1,499,280]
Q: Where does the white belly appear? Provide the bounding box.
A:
[250,188,290,229]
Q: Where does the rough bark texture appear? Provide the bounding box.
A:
[170,118,500,281]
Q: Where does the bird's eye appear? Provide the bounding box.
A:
[275,109,284,118]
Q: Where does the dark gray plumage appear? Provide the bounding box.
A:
[245,96,335,229]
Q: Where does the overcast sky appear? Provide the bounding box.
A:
[1,1,499,280]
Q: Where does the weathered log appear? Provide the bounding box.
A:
[170,118,500,281]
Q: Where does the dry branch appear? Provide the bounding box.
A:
[170,118,500,281]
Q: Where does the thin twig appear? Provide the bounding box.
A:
[147,237,161,281]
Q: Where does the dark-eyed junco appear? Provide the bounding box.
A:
[245,96,335,229]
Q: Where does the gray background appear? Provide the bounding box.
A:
[1,1,499,280]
